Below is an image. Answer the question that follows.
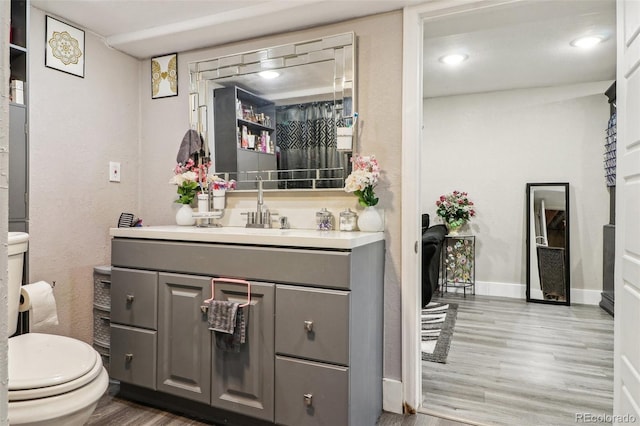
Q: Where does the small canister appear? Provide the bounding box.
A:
[316,208,334,231]
[339,208,358,231]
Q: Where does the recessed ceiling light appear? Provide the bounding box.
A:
[258,70,280,79]
[570,35,604,49]
[439,54,468,65]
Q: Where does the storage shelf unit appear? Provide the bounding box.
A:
[93,266,112,373]
[213,86,277,189]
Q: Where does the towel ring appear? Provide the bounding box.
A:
[203,277,252,307]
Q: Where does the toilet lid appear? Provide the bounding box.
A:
[8,333,98,391]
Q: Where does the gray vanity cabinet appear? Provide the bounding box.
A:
[211,281,275,422]
[110,236,384,426]
[157,273,212,404]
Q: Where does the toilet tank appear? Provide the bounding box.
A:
[7,232,29,336]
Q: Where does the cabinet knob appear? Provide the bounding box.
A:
[125,353,133,362]
[303,393,313,406]
[304,320,314,332]
[126,294,135,303]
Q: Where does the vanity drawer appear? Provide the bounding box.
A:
[275,355,348,426]
[111,267,158,329]
[110,324,157,390]
[275,285,349,365]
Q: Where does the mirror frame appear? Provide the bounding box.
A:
[187,32,356,192]
[526,182,571,305]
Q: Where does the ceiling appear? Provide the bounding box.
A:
[423,0,616,98]
[30,0,424,59]
[30,0,616,97]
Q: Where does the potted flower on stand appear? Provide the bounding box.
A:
[435,190,476,235]
[344,154,383,231]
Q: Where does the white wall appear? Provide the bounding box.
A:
[138,12,404,379]
[422,81,611,300]
[28,7,140,342]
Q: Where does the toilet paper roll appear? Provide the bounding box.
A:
[19,281,59,328]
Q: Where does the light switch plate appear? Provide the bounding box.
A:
[109,161,121,182]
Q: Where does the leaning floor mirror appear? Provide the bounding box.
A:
[526,183,570,305]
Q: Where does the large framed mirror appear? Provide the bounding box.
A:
[188,33,356,190]
[526,183,570,305]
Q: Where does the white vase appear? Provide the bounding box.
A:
[175,204,195,226]
[447,222,464,236]
[358,206,383,232]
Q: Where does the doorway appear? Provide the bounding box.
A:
[401,0,616,420]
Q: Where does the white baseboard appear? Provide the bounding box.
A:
[382,378,403,414]
[474,280,525,299]
[570,288,602,305]
[443,281,601,305]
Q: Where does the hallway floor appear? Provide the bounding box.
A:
[422,294,614,426]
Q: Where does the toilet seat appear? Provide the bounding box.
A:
[8,333,101,401]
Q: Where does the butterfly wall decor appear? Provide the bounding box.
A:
[151,53,178,99]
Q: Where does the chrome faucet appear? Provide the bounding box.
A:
[243,177,276,228]
[256,176,264,220]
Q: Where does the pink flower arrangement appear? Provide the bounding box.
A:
[344,154,381,207]
[435,190,476,228]
[170,159,235,204]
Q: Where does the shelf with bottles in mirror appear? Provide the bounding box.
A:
[238,124,275,154]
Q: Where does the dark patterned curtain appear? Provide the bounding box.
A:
[276,101,348,188]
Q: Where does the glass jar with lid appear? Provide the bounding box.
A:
[339,208,358,231]
[316,208,334,231]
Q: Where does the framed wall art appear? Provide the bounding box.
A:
[45,16,85,78]
[151,53,178,99]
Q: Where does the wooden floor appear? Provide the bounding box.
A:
[88,382,471,425]
[422,294,614,426]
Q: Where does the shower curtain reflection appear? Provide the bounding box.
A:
[276,101,348,188]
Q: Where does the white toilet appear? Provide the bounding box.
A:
[7,232,109,425]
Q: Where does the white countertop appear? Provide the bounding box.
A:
[109,225,384,249]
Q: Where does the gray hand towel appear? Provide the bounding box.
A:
[176,129,203,164]
[208,300,239,334]
[215,305,248,353]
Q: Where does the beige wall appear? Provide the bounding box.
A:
[422,82,610,300]
[139,12,404,379]
[29,7,140,342]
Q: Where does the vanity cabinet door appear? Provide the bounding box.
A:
[211,280,275,422]
[157,273,211,404]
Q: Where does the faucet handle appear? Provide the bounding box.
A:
[241,211,257,226]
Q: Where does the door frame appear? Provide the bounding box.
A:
[401,0,525,411]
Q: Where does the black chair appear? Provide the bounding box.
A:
[421,214,447,307]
